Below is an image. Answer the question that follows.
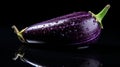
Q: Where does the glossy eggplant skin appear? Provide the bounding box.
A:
[22,12,101,45]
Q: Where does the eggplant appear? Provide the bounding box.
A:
[12,4,110,45]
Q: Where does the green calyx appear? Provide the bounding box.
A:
[12,25,27,43]
[89,4,110,29]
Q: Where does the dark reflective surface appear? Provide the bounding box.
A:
[13,44,103,67]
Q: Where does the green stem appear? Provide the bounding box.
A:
[96,4,110,24]
[89,4,110,29]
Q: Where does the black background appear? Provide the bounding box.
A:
[1,0,120,67]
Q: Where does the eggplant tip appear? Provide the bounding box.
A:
[12,25,26,43]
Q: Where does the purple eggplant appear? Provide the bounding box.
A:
[12,4,110,45]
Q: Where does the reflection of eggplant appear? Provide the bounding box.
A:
[12,4,110,45]
[13,45,102,67]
